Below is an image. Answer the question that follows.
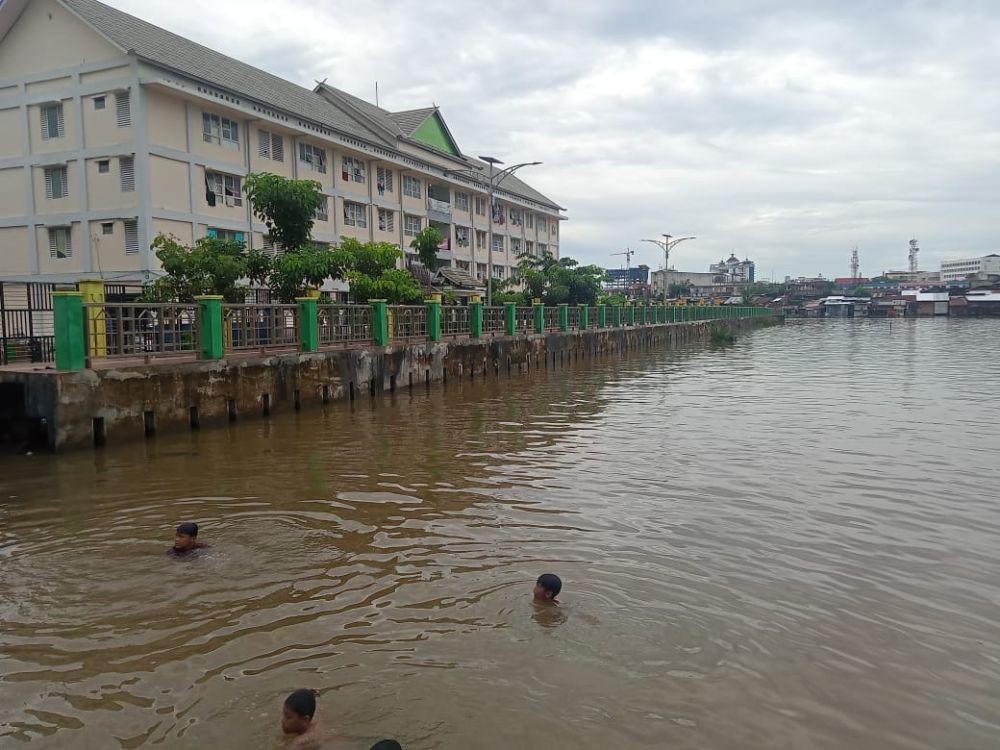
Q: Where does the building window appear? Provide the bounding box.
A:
[539,243,547,255]
[494,265,505,279]
[206,227,245,244]
[342,156,366,183]
[492,235,504,253]
[526,240,534,256]
[44,166,68,199]
[344,201,367,228]
[315,196,329,222]
[40,103,65,140]
[476,262,487,280]
[511,268,521,283]
[474,196,487,216]
[509,208,523,226]
[258,130,284,161]
[403,214,421,237]
[48,227,72,259]
[97,159,110,174]
[537,216,547,233]
[454,191,470,211]
[526,213,533,229]
[206,171,242,207]
[510,238,522,255]
[455,226,470,247]
[299,142,327,173]
[376,166,393,195]
[403,174,422,198]
[476,230,486,249]
[93,96,106,110]
[377,208,394,232]
[491,201,505,224]
[262,236,278,256]
[202,112,239,148]
[119,156,135,192]
[552,222,558,238]
[115,92,131,127]
[124,219,139,255]
[101,222,114,235]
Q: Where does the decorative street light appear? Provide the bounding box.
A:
[642,234,696,301]
[444,157,542,306]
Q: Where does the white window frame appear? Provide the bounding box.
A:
[537,216,547,233]
[342,156,366,183]
[101,222,114,235]
[119,156,135,193]
[476,262,488,280]
[97,159,110,174]
[526,213,534,229]
[454,191,470,211]
[492,235,504,253]
[93,96,106,110]
[510,238,522,255]
[403,214,422,237]
[203,112,239,148]
[343,201,367,228]
[207,171,243,207]
[474,196,487,216]
[258,130,284,162]
[48,227,72,259]
[376,166,394,194]
[115,91,131,128]
[123,219,139,255]
[44,165,68,200]
[40,103,64,140]
[403,174,422,199]
[299,142,327,173]
[476,230,486,249]
[455,225,470,247]
[315,196,329,222]
[377,208,394,232]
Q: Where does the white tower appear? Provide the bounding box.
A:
[908,238,919,273]
[850,246,859,280]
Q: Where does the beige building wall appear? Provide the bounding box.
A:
[87,155,138,211]
[32,161,77,215]
[146,89,188,151]
[295,138,333,192]
[0,168,26,217]
[248,122,293,178]
[0,227,32,275]
[149,155,191,213]
[80,65,132,86]
[35,222,84,274]
[27,99,76,155]
[82,89,133,149]
[0,107,22,158]
[192,104,247,169]
[0,0,120,77]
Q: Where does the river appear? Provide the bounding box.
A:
[1,318,999,749]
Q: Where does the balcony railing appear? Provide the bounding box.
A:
[427,197,452,215]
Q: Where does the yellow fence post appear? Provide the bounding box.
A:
[78,279,106,358]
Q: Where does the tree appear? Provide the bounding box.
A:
[668,282,692,298]
[340,238,424,304]
[515,252,606,306]
[243,173,324,252]
[266,243,353,302]
[141,234,269,302]
[410,226,444,270]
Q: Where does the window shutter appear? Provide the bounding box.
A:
[115,92,131,127]
[258,130,270,159]
[44,168,53,199]
[272,134,284,162]
[124,220,139,254]
[48,229,57,257]
[119,156,135,192]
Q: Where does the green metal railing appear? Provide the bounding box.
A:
[48,297,773,371]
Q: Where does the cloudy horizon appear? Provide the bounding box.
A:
[111,0,1000,280]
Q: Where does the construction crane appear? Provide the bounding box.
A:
[908,238,919,273]
[611,248,635,296]
[850,246,860,280]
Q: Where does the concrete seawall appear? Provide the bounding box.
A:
[0,317,778,451]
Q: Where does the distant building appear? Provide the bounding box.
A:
[605,264,649,291]
[940,254,1000,282]
[834,277,870,288]
[883,270,941,282]
[710,254,755,283]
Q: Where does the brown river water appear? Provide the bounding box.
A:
[1,319,999,749]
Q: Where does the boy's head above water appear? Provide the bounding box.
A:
[173,522,199,552]
[533,573,562,602]
[282,689,316,735]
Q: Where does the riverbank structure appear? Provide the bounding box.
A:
[0,0,565,287]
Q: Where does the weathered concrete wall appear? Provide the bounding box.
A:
[0,318,778,451]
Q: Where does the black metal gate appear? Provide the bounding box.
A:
[0,283,56,365]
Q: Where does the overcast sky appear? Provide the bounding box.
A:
[118,0,1000,279]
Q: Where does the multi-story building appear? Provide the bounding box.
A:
[604,264,649,292]
[709,254,755,283]
[940,254,1000,283]
[0,0,564,286]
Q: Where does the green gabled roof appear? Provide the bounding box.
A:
[396,108,462,157]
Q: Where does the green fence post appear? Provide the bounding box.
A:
[195,295,224,360]
[505,302,517,336]
[371,299,389,346]
[470,295,483,338]
[598,304,607,327]
[578,304,589,330]
[534,301,545,334]
[296,297,319,352]
[628,304,636,326]
[613,305,623,327]
[558,303,569,331]
[52,291,86,371]
[426,298,442,342]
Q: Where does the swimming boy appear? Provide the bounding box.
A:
[281,689,324,747]
[533,573,562,603]
[169,522,208,555]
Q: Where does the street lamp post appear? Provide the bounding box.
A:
[444,157,541,306]
[642,234,695,301]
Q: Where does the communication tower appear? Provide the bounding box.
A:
[908,238,919,273]
[850,246,859,280]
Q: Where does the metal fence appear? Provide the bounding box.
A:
[318,305,372,347]
[514,306,535,335]
[568,307,581,329]
[390,305,428,342]
[543,307,560,331]
[484,306,507,335]
[84,302,199,359]
[1,282,55,364]
[223,304,299,352]
[441,305,471,338]
[589,306,600,327]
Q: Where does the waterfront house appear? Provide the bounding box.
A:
[0,0,565,287]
